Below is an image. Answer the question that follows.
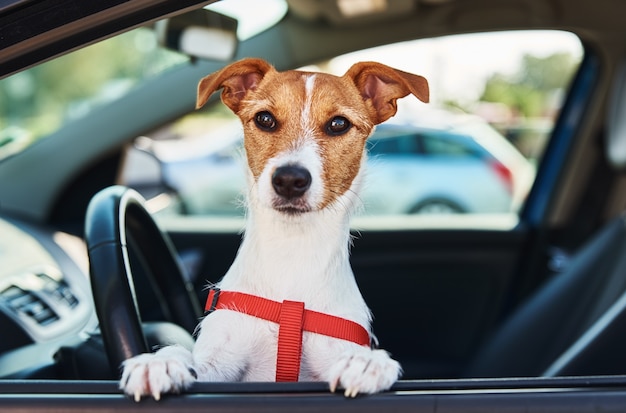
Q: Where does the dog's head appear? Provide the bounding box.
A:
[196,58,429,216]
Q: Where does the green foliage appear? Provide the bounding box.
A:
[480,52,578,118]
[0,28,187,141]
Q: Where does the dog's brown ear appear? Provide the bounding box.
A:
[196,58,274,112]
[345,61,429,124]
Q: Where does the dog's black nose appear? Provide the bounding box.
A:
[272,166,311,199]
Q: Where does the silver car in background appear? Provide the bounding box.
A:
[364,110,535,215]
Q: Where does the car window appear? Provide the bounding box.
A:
[0,28,189,161]
[120,30,582,229]
[368,134,420,156]
[421,134,478,157]
[0,0,288,163]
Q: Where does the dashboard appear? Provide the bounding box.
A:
[0,216,96,377]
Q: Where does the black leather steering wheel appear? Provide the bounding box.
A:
[85,185,201,376]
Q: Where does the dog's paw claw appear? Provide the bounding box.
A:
[329,378,339,393]
[344,387,359,398]
[120,349,196,401]
[328,348,401,397]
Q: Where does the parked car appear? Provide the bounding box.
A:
[363,112,535,215]
[2,0,626,411]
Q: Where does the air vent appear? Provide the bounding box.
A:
[0,286,60,325]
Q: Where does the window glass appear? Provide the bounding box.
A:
[421,134,476,157]
[0,28,188,161]
[368,134,419,156]
[118,31,582,226]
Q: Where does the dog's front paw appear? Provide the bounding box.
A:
[328,347,401,398]
[119,347,197,402]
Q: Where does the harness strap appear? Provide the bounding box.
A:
[204,288,370,382]
[276,300,305,382]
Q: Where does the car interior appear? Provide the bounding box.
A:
[2,0,626,409]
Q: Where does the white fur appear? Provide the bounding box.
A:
[301,74,316,133]
[120,73,402,401]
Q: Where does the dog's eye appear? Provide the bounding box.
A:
[255,111,277,131]
[326,116,351,136]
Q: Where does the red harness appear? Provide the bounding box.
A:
[204,288,370,382]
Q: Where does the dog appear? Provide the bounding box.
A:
[120,58,429,401]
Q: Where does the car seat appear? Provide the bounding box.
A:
[465,213,626,377]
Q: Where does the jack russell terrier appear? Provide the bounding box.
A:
[120,58,429,400]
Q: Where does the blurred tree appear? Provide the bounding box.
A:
[481,52,577,118]
[0,28,186,140]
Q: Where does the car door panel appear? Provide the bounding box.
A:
[354,227,528,378]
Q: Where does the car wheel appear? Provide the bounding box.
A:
[409,199,465,214]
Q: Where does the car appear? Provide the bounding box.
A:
[2,0,626,411]
[124,109,534,216]
[363,111,535,215]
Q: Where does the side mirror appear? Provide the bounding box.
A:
[155,9,238,61]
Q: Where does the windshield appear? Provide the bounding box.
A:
[0,28,189,161]
[0,0,289,163]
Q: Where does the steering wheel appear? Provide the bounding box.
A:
[85,185,201,376]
